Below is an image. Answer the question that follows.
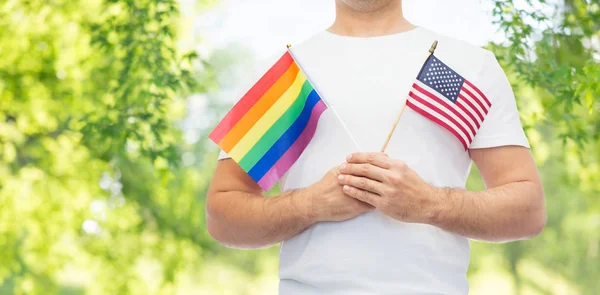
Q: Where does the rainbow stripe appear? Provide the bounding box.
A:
[209,52,327,190]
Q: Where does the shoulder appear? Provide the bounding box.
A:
[419,27,508,100]
[419,27,500,80]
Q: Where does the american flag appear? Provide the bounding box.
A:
[406,55,492,150]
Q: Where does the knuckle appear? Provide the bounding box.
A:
[366,154,375,163]
[382,186,394,196]
[350,188,361,198]
[386,188,398,199]
[387,173,401,184]
[360,164,369,175]
[396,161,407,169]
[359,178,368,188]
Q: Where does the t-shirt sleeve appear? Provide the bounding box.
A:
[217,150,230,160]
[469,52,530,149]
[212,52,284,161]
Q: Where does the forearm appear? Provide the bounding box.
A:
[206,188,316,249]
[430,181,546,242]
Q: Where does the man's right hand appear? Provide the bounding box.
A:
[305,166,374,222]
[207,159,373,249]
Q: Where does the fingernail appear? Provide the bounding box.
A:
[346,154,352,161]
[337,175,344,182]
[343,185,350,192]
[339,163,346,170]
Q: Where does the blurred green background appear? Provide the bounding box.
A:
[0,0,598,294]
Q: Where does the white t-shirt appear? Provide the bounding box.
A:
[218,27,529,295]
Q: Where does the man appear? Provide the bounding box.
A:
[206,0,546,294]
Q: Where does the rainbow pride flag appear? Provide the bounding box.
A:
[209,51,327,190]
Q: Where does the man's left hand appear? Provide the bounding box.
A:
[337,152,443,223]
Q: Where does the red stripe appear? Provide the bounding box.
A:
[459,93,484,122]
[407,100,468,150]
[456,100,480,129]
[412,83,476,136]
[409,92,472,143]
[209,52,294,143]
[461,86,488,115]
[464,80,491,107]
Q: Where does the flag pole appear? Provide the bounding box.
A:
[380,40,438,153]
[286,44,362,151]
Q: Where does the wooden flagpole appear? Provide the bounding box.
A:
[380,40,439,153]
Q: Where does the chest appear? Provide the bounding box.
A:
[300,48,426,152]
[281,47,475,190]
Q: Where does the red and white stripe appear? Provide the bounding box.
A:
[406,80,491,150]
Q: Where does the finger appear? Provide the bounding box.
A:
[346,152,391,169]
[339,163,386,182]
[343,185,380,207]
[337,174,385,195]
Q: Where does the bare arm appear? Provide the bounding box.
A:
[336,147,546,243]
[432,146,546,242]
[206,158,372,249]
[206,159,313,249]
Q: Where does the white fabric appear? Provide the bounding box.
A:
[217,27,529,294]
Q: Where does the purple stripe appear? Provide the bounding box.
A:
[257,100,327,190]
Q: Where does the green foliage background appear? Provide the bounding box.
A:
[0,0,597,294]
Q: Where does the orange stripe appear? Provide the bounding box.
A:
[219,63,300,152]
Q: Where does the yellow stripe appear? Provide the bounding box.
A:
[228,71,307,160]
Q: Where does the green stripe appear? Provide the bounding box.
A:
[238,80,313,171]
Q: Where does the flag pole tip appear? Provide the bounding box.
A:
[286,44,292,48]
[429,40,438,54]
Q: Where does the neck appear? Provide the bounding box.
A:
[329,0,415,37]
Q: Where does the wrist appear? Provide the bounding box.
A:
[423,186,456,227]
[290,186,319,225]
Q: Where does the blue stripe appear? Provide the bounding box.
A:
[248,90,322,181]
